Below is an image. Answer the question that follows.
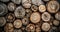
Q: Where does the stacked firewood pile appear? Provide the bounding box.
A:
[0,0,60,32]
